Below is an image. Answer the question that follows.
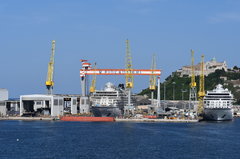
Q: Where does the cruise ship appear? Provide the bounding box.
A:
[90,82,132,117]
[203,84,234,121]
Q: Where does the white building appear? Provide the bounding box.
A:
[20,94,64,117]
[0,89,8,101]
[0,89,8,116]
[20,94,88,117]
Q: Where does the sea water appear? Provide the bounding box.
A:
[0,119,240,159]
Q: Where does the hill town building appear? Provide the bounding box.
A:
[177,58,228,77]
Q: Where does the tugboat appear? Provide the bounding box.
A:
[203,84,234,121]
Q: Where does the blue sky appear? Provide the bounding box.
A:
[1,0,240,97]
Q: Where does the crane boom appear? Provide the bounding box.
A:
[46,40,55,94]
[149,54,157,90]
[198,54,205,115]
[149,54,157,114]
[125,39,134,88]
[189,49,197,102]
[89,63,97,93]
[190,50,196,88]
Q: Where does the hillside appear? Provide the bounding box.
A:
[138,67,240,104]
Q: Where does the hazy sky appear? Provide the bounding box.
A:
[1,0,240,98]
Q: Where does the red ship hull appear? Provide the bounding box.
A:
[60,116,115,122]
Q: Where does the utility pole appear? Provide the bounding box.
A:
[172,82,176,100]
[157,76,160,105]
[164,82,166,100]
[181,84,187,100]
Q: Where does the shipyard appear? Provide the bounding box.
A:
[2,1,240,159]
[0,40,239,123]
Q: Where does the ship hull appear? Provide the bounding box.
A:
[203,108,233,121]
[60,116,115,122]
[91,106,122,117]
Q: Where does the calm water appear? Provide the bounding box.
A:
[0,119,240,159]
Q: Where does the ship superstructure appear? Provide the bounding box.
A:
[203,84,233,121]
[90,82,133,117]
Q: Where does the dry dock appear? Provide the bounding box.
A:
[115,118,199,123]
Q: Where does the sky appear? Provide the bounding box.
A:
[1,0,240,98]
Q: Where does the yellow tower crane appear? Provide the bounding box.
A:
[198,54,205,115]
[45,40,56,95]
[89,62,97,93]
[125,39,134,116]
[149,54,157,114]
[149,54,157,91]
[125,39,134,89]
[189,49,197,102]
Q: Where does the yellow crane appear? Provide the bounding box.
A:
[45,40,55,95]
[89,62,97,93]
[125,39,134,89]
[125,39,134,116]
[198,54,205,115]
[189,49,197,101]
[149,54,157,91]
[149,54,157,114]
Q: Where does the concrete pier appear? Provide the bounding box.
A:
[115,118,199,123]
[0,117,199,122]
[0,117,56,121]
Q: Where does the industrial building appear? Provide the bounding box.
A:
[0,88,8,101]
[0,89,9,116]
[20,94,89,117]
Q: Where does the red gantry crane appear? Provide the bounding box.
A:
[80,40,161,116]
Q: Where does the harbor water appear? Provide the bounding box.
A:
[0,119,240,159]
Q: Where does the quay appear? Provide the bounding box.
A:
[0,116,199,123]
[0,116,56,121]
[115,118,199,123]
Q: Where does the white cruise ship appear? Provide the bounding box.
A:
[90,82,130,117]
[203,84,234,121]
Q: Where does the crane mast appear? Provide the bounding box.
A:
[89,63,97,93]
[149,54,157,114]
[189,49,197,105]
[125,39,134,116]
[125,39,134,89]
[198,54,205,115]
[149,54,156,91]
[46,40,55,95]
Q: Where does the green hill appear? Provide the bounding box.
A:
[138,67,240,104]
